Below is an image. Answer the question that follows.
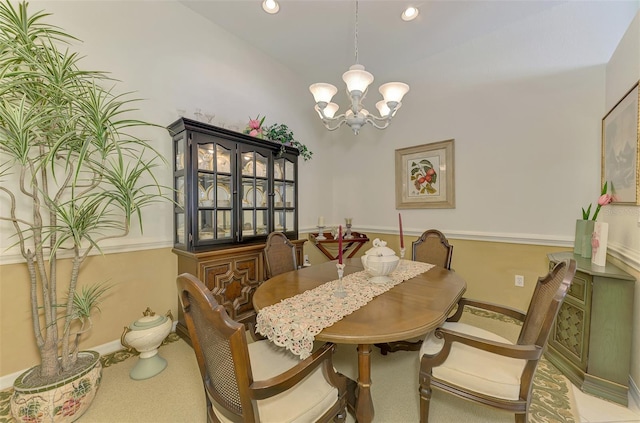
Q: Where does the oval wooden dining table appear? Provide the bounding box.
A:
[252,257,467,423]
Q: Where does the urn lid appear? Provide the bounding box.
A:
[129,307,168,331]
[364,238,396,257]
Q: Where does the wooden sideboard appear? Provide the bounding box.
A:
[546,252,635,406]
[173,239,306,341]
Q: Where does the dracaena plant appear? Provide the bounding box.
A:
[0,1,166,383]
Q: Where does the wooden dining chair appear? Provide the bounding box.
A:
[176,273,348,423]
[412,229,453,269]
[418,259,576,423]
[263,231,297,280]
[376,229,454,355]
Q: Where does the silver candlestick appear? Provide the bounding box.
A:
[334,263,346,298]
[344,218,354,239]
[316,226,326,241]
[397,247,406,271]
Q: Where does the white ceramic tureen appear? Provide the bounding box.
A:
[361,238,400,283]
[121,307,173,380]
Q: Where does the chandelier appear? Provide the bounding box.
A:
[309,1,410,135]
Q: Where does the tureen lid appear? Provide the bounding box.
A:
[364,238,397,257]
[129,307,168,331]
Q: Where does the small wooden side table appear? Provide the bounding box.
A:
[309,231,370,261]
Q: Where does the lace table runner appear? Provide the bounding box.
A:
[256,260,435,359]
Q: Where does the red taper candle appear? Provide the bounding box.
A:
[399,213,404,248]
[338,225,343,264]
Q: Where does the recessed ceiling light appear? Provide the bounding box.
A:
[401,6,419,22]
[262,0,280,14]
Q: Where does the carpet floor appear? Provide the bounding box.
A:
[0,308,578,422]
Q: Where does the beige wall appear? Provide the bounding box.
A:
[0,248,177,376]
[1,236,566,378]
[302,231,570,312]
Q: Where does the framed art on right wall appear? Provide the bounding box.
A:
[602,81,640,205]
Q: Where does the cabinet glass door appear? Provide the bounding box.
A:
[195,140,234,245]
[274,156,297,233]
[174,135,186,247]
[169,118,299,252]
[240,149,269,239]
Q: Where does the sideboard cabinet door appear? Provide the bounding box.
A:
[546,252,635,406]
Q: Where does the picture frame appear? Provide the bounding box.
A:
[395,139,455,209]
[602,81,640,205]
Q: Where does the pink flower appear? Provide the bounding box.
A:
[248,119,261,130]
[598,194,612,206]
[249,129,260,137]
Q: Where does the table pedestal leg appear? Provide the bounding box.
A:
[355,344,374,422]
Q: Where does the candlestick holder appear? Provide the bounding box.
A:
[344,218,354,240]
[316,226,326,241]
[334,263,346,298]
[397,247,406,271]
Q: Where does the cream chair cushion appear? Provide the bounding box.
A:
[212,340,338,422]
[420,322,527,400]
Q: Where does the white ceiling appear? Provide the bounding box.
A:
[180,0,639,89]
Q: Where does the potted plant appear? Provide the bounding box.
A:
[243,116,313,161]
[264,122,313,161]
[0,2,166,421]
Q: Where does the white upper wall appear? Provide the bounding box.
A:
[0,0,326,261]
[1,1,638,268]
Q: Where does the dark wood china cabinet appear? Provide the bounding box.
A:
[168,118,304,339]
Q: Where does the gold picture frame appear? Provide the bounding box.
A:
[395,139,455,209]
[602,81,640,205]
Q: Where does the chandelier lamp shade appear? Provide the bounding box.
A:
[309,1,410,135]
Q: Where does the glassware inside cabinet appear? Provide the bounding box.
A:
[284,182,295,208]
[176,176,185,208]
[216,210,232,239]
[242,178,254,207]
[274,159,284,179]
[242,210,266,237]
[241,151,268,178]
[175,138,185,171]
[274,209,285,231]
[256,179,268,207]
[256,210,267,235]
[255,153,267,178]
[274,182,285,208]
[198,172,215,207]
[217,175,231,208]
[198,144,214,171]
[216,145,230,173]
[198,210,214,240]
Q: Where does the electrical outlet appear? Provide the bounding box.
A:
[515,275,525,287]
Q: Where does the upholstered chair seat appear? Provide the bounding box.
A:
[176,273,347,423]
[211,340,340,423]
[420,322,526,400]
[418,259,576,423]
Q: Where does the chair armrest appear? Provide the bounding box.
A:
[447,297,526,323]
[422,326,542,369]
[250,342,341,400]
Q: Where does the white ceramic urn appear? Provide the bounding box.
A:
[361,238,400,283]
[121,307,173,380]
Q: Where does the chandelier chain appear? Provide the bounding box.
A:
[354,0,359,64]
[308,0,409,134]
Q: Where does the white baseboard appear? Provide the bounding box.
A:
[0,322,179,391]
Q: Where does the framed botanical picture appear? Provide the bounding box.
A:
[602,81,640,205]
[395,139,455,209]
